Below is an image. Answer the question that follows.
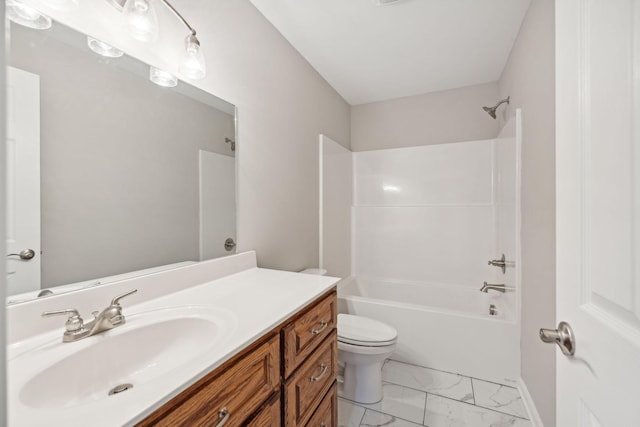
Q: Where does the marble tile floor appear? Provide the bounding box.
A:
[338,359,532,427]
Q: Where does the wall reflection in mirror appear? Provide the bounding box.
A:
[6,20,237,303]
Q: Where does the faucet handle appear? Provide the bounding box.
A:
[42,308,85,332]
[110,289,138,306]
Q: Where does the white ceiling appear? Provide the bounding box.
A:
[249,0,531,105]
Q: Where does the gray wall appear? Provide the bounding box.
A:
[10,26,235,287]
[23,1,352,274]
[218,3,352,270]
[350,82,500,151]
[498,1,556,425]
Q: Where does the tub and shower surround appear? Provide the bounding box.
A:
[346,136,519,384]
[352,139,515,302]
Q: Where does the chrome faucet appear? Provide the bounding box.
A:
[42,289,137,343]
[480,282,514,293]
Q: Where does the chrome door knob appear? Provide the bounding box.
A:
[540,321,576,356]
[7,248,36,260]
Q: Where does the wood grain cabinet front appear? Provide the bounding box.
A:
[138,334,280,427]
[245,392,281,427]
[284,330,338,427]
[282,292,337,379]
[305,383,337,427]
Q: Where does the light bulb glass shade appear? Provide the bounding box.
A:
[87,36,124,58]
[6,0,52,30]
[178,34,206,80]
[123,0,158,42]
[149,66,177,87]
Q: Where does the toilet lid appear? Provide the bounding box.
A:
[338,314,397,346]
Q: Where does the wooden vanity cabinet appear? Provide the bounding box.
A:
[282,291,337,378]
[137,288,337,427]
[137,333,280,427]
[283,330,337,426]
[305,383,337,427]
[245,392,281,426]
[282,290,338,427]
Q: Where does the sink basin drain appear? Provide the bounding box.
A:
[108,383,133,396]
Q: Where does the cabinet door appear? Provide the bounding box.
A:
[305,383,337,427]
[246,393,281,427]
[138,334,280,427]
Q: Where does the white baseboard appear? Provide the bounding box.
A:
[518,377,544,427]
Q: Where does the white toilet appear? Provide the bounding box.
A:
[338,313,397,404]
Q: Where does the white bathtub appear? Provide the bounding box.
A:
[338,276,520,385]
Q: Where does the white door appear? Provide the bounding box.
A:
[555,1,640,425]
[6,66,41,295]
[199,150,235,260]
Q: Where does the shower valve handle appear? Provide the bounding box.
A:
[488,254,507,274]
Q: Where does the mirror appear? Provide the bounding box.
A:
[6,20,236,302]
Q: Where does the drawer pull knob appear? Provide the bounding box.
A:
[215,407,230,427]
[310,363,328,382]
[310,321,328,335]
[320,423,327,427]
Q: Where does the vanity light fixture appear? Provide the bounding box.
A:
[87,36,124,58]
[149,66,178,87]
[179,34,206,80]
[123,0,159,42]
[6,0,52,30]
[108,0,207,80]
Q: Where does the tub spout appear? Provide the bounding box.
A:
[480,282,514,293]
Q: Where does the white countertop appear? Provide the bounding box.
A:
[6,252,340,426]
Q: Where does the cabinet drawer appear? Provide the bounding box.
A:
[246,392,281,427]
[284,331,337,427]
[139,334,280,427]
[306,382,337,427]
[283,292,337,378]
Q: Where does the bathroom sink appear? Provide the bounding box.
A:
[10,305,237,410]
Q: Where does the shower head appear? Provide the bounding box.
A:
[483,106,498,119]
[482,96,510,119]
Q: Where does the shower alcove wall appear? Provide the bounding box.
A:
[320,110,522,384]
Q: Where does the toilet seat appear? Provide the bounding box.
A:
[338,314,397,347]
[338,336,396,347]
[338,339,395,355]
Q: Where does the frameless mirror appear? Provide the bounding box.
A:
[6,20,236,303]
